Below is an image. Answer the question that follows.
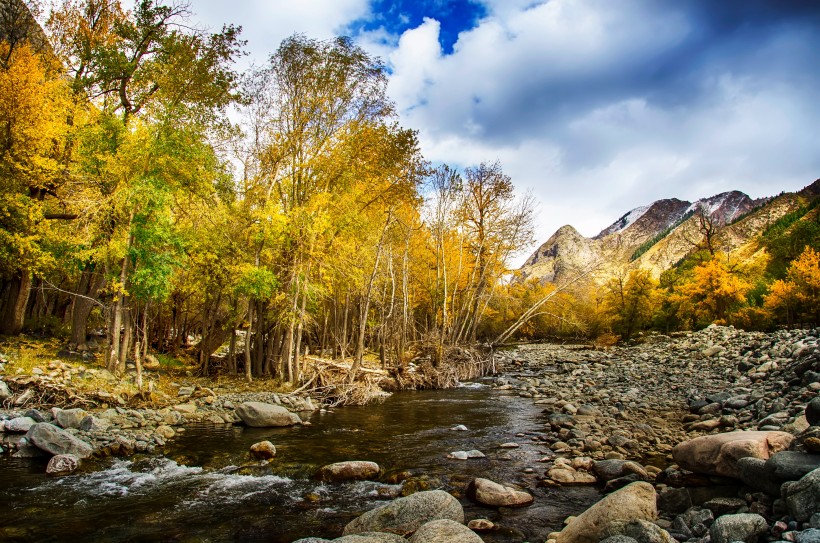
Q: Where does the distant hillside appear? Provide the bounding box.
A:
[518,179,820,284]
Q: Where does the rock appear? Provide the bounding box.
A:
[292,539,331,543]
[23,409,47,422]
[548,467,598,485]
[173,403,197,414]
[143,354,161,370]
[26,423,93,459]
[235,402,301,427]
[335,534,406,543]
[52,408,89,429]
[0,380,11,400]
[672,431,794,479]
[467,518,494,531]
[737,457,783,496]
[807,397,820,426]
[316,461,379,482]
[797,529,820,543]
[155,425,175,439]
[4,416,36,433]
[592,459,649,482]
[79,416,110,432]
[766,451,820,481]
[467,477,534,507]
[657,487,692,516]
[702,346,725,357]
[408,519,483,543]
[250,440,276,460]
[499,442,519,449]
[600,537,639,543]
[451,425,468,431]
[555,482,657,543]
[343,490,464,536]
[604,519,676,543]
[709,513,768,543]
[46,454,80,475]
[702,497,746,517]
[783,467,820,521]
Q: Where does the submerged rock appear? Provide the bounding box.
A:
[315,461,379,482]
[249,440,276,460]
[46,453,80,476]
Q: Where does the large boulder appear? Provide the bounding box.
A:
[466,477,534,507]
[783,467,820,522]
[709,513,768,543]
[737,457,783,496]
[409,519,484,543]
[52,408,89,429]
[556,482,657,543]
[671,431,793,479]
[343,490,464,536]
[316,461,380,482]
[234,402,301,427]
[765,451,820,481]
[26,423,93,459]
[603,519,676,543]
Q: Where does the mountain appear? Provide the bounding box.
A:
[518,180,820,285]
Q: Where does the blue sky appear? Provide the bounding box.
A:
[188,0,820,263]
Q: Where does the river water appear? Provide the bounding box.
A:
[0,382,601,542]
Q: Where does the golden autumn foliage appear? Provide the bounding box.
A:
[765,247,820,326]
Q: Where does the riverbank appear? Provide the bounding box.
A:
[2,326,819,543]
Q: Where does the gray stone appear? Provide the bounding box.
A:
[4,416,36,433]
[737,457,783,496]
[26,423,93,459]
[600,538,639,543]
[702,497,746,517]
[593,459,648,482]
[783,467,820,521]
[807,397,820,426]
[343,490,464,536]
[0,380,11,401]
[52,408,89,429]
[79,416,110,432]
[657,487,692,516]
[235,402,301,427]
[604,520,676,543]
[291,539,331,543]
[408,519,483,543]
[811,513,820,529]
[709,513,768,543]
[766,451,820,481]
[316,461,379,482]
[23,409,48,422]
[796,529,820,543]
[46,454,80,475]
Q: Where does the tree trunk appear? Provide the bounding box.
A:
[0,270,31,335]
[244,300,254,383]
[69,269,104,349]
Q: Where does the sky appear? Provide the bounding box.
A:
[188,0,820,263]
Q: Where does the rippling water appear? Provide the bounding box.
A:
[0,383,601,542]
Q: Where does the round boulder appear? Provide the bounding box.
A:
[26,423,93,459]
[46,454,81,476]
[709,513,768,543]
[343,489,464,536]
[250,440,276,460]
[315,461,379,482]
[466,477,534,507]
[409,519,484,543]
[235,402,301,427]
[556,482,657,543]
[783,467,820,521]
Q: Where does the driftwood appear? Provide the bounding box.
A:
[3,375,101,410]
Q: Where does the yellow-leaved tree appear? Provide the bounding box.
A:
[671,256,750,327]
[765,246,820,326]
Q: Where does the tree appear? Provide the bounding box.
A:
[603,269,658,340]
[672,255,749,327]
[765,246,820,326]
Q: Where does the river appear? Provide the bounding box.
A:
[0,382,601,542]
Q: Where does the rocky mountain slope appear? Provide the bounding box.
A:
[519,179,820,284]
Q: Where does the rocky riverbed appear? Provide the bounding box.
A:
[2,325,820,543]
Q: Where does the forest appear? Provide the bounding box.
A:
[1,0,819,389]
